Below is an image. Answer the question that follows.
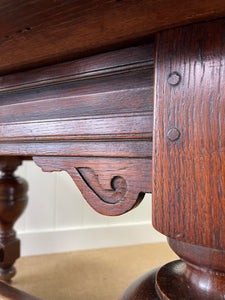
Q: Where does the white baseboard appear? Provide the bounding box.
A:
[18,222,166,257]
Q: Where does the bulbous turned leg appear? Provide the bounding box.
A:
[0,157,28,281]
[119,238,225,300]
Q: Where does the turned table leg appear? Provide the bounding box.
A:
[120,18,225,299]
[0,157,28,281]
[120,238,225,299]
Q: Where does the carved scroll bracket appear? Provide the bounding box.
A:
[33,156,152,216]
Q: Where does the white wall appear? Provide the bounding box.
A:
[14,161,165,256]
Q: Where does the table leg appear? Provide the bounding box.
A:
[120,238,225,299]
[0,157,28,281]
[121,18,225,299]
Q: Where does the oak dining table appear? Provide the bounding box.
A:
[0,1,225,299]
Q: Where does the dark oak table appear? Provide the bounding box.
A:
[0,1,225,299]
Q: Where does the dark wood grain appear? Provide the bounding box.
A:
[0,44,153,118]
[33,156,151,216]
[0,281,40,299]
[153,18,225,250]
[0,43,154,92]
[119,267,160,300]
[155,260,225,300]
[168,238,225,274]
[0,0,225,75]
[120,237,225,299]
[0,140,152,159]
[0,43,153,218]
[156,238,225,299]
[0,157,28,281]
[0,43,153,159]
[0,113,152,142]
[121,18,225,300]
[0,2,224,299]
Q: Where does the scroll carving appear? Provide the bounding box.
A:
[77,168,127,204]
[33,156,152,216]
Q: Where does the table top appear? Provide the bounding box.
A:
[1,0,225,75]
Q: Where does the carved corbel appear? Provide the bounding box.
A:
[33,156,152,216]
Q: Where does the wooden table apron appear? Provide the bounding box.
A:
[0,14,224,300]
[0,41,154,291]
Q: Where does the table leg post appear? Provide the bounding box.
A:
[121,18,225,299]
[119,238,225,299]
[0,157,28,281]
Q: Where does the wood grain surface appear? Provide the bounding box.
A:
[0,43,153,217]
[0,281,40,300]
[0,43,153,158]
[153,18,225,249]
[34,156,151,216]
[0,0,225,75]
[0,157,28,281]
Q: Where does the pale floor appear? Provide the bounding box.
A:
[12,243,178,300]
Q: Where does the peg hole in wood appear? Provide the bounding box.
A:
[167,127,181,142]
[167,72,181,86]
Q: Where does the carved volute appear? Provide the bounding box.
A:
[33,156,152,216]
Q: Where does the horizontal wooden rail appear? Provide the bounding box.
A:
[0,281,40,300]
